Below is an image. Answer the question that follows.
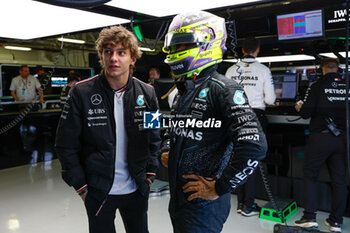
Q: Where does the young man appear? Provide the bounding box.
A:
[294,58,347,232]
[10,65,44,103]
[225,37,276,216]
[55,26,161,233]
[160,11,267,233]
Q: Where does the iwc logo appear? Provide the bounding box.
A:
[91,94,102,105]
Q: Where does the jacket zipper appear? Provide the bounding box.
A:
[96,90,119,216]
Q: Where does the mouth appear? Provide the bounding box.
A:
[109,65,120,70]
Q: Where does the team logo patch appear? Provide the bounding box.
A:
[137,95,144,106]
[198,88,209,98]
[143,110,161,129]
[91,94,102,105]
[233,90,246,105]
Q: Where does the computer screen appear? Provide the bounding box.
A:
[272,73,298,100]
[277,9,324,40]
[51,76,68,87]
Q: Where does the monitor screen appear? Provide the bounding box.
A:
[277,9,323,40]
[51,76,68,87]
[272,74,298,100]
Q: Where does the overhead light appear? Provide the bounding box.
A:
[319,52,337,58]
[257,55,315,63]
[57,38,85,44]
[339,51,350,58]
[4,46,32,51]
[320,51,349,58]
[224,54,315,63]
[106,0,263,17]
[0,0,128,40]
[139,47,155,52]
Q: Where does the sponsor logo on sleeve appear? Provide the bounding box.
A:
[233,90,246,105]
[198,88,209,98]
[137,95,145,106]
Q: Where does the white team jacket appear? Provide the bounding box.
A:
[225,57,276,110]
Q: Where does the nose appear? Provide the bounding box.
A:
[110,51,119,61]
[176,44,187,52]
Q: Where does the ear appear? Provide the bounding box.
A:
[131,57,136,65]
[256,47,260,54]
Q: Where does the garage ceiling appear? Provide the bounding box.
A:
[0,0,347,67]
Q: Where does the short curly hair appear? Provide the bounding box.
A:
[95,25,142,70]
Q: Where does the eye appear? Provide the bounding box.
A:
[104,49,112,55]
[119,51,126,56]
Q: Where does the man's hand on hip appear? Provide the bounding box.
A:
[182,174,219,201]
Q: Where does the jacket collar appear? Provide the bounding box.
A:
[324,72,342,79]
[99,72,133,92]
[242,56,257,63]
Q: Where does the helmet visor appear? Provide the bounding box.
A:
[163,30,209,53]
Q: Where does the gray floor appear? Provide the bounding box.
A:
[0,159,349,233]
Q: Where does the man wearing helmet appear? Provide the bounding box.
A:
[160,11,267,233]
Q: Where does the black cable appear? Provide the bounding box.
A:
[130,17,169,50]
[259,164,284,223]
[0,102,36,135]
[226,8,239,59]
[345,0,350,178]
[286,116,302,122]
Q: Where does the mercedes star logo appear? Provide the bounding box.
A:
[91,94,102,105]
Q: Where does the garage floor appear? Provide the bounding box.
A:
[0,159,349,233]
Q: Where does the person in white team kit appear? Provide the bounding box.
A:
[225,37,276,216]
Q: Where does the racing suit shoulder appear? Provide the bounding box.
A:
[210,71,242,89]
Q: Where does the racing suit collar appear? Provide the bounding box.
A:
[176,65,217,94]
